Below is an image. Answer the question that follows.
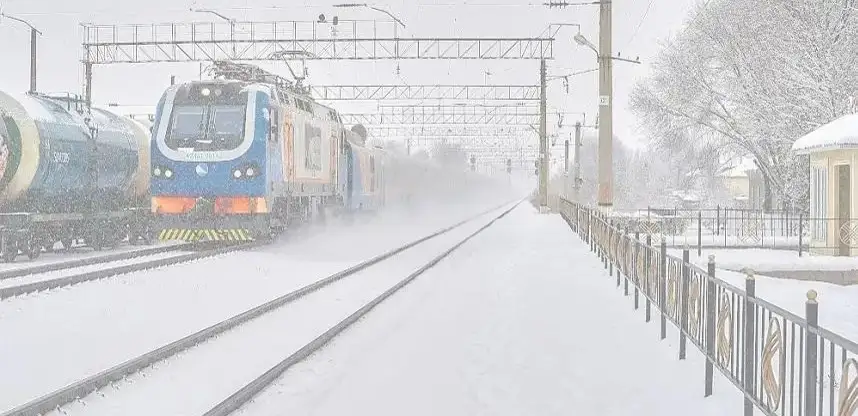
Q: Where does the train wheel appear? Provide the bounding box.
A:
[141,226,154,245]
[316,202,326,225]
[2,247,17,263]
[127,222,140,246]
[26,239,41,260]
[90,232,104,251]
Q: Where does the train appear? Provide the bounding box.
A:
[0,91,153,261]
[0,63,505,259]
[148,71,474,241]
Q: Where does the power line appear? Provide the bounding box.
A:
[624,0,654,49]
[5,2,551,17]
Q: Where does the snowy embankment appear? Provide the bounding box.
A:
[235,206,743,416]
[0,194,519,413]
[45,203,512,416]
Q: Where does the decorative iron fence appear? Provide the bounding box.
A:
[607,207,808,252]
[558,198,858,416]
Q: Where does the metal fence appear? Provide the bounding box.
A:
[557,198,858,416]
[607,207,807,252]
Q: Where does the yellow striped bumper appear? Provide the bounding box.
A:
[157,229,253,242]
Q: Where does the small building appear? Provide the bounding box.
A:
[792,113,858,256]
[716,158,756,207]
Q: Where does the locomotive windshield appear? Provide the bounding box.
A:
[166,104,246,152]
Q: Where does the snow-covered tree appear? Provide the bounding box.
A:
[631,0,858,210]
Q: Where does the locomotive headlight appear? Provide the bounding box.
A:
[164,169,173,179]
[153,167,162,177]
[233,169,242,178]
[201,88,211,97]
[245,167,255,177]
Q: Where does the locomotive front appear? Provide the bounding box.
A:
[150,81,273,241]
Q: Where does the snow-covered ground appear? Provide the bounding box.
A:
[46,201,514,415]
[236,205,744,415]
[673,247,858,271]
[0,195,519,412]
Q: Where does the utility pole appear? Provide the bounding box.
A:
[29,28,37,93]
[597,0,613,210]
[574,121,582,202]
[564,138,570,174]
[564,137,570,199]
[539,58,549,210]
[1,13,42,93]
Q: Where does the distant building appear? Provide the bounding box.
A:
[715,157,757,208]
[792,113,858,256]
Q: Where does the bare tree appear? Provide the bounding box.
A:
[631,0,858,209]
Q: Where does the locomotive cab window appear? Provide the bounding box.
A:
[166,104,247,152]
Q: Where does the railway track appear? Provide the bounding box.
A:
[0,199,522,416]
[0,240,260,300]
[0,242,189,281]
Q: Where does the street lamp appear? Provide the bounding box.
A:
[573,33,598,55]
[1,12,42,93]
[191,8,237,58]
[190,8,236,24]
[332,3,406,29]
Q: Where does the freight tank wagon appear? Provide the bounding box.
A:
[0,91,152,261]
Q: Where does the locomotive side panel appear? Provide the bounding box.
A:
[289,111,335,185]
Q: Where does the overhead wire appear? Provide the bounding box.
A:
[623,0,655,50]
[4,1,550,17]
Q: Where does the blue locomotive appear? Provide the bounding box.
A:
[150,76,387,241]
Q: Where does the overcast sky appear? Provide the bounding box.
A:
[0,0,699,149]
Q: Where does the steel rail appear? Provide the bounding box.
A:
[0,200,520,416]
[0,243,191,282]
[0,240,261,300]
[204,199,523,416]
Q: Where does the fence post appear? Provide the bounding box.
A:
[588,209,593,250]
[705,254,716,397]
[603,223,608,269]
[660,239,668,340]
[799,213,804,257]
[634,232,640,310]
[679,245,690,360]
[645,234,652,322]
[698,211,703,256]
[716,205,720,236]
[617,230,623,287]
[804,290,819,416]
[743,269,757,416]
[623,233,630,295]
[608,220,614,275]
